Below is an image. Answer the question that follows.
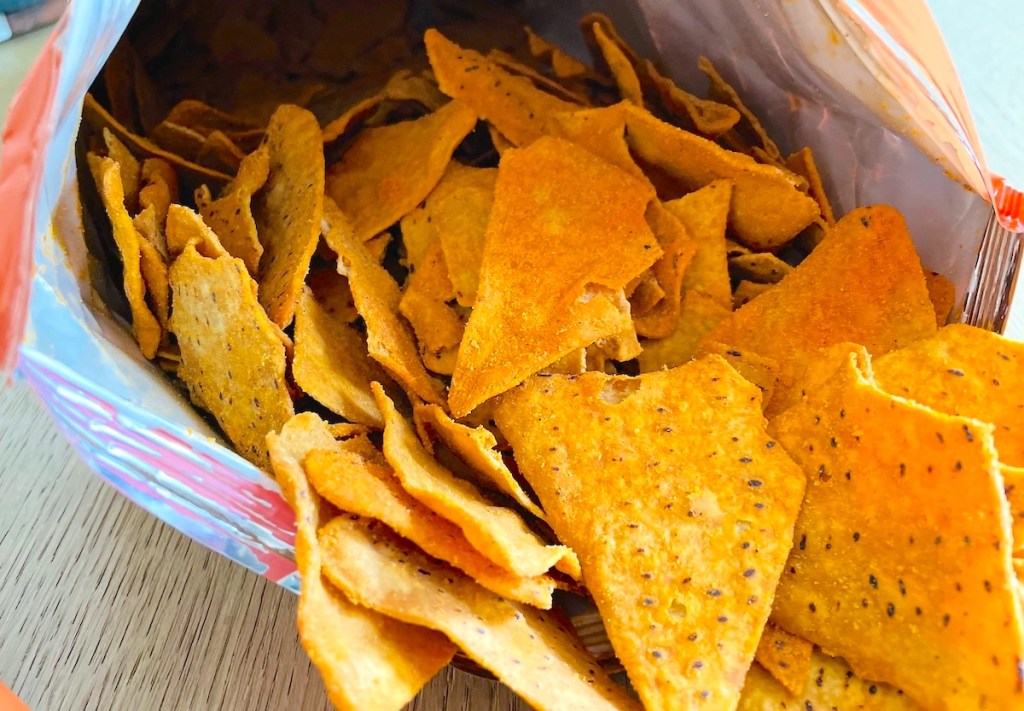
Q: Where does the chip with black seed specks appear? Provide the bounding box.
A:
[494,357,807,711]
[751,621,814,697]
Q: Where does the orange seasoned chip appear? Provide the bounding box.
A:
[399,246,465,376]
[196,130,246,175]
[924,270,957,326]
[414,402,544,520]
[88,154,161,359]
[636,59,740,136]
[701,206,936,410]
[1002,465,1024,554]
[133,207,170,332]
[195,144,269,275]
[769,350,1024,710]
[700,342,780,410]
[494,358,806,711]
[425,29,579,146]
[324,198,445,405]
[622,103,818,250]
[162,98,257,136]
[293,288,387,427]
[254,105,325,327]
[548,104,646,179]
[318,515,639,710]
[634,201,698,339]
[306,267,359,324]
[873,324,1024,467]
[487,49,588,105]
[103,128,141,212]
[729,252,793,284]
[375,384,577,579]
[448,136,660,417]
[138,158,178,243]
[636,291,731,373]
[739,650,917,710]
[784,147,835,227]
[487,124,515,156]
[169,245,293,468]
[326,100,478,243]
[628,271,665,318]
[732,280,771,309]
[150,120,206,161]
[305,447,555,608]
[166,204,227,259]
[266,414,454,711]
[752,622,814,697]
[587,21,642,104]
[699,57,783,165]
[665,179,733,308]
[326,422,373,440]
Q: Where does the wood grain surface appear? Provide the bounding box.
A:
[0,383,525,711]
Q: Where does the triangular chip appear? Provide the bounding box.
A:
[665,179,733,308]
[448,136,660,417]
[637,290,731,372]
[293,288,387,426]
[195,145,269,275]
[699,342,781,411]
[266,414,454,711]
[169,245,293,468]
[622,103,818,250]
[873,324,1024,467]
[325,198,445,406]
[486,49,588,105]
[374,384,577,579]
[196,130,246,175]
[305,447,555,608]
[752,622,814,697]
[325,99,478,242]
[413,402,545,520]
[424,29,579,146]
[494,359,807,711]
[254,105,324,328]
[634,201,699,339]
[318,515,639,711]
[768,350,1024,710]
[88,154,162,359]
[701,205,936,410]
[548,104,646,179]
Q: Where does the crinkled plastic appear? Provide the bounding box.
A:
[0,0,1019,589]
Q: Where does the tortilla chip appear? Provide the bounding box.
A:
[166,204,227,259]
[254,105,325,328]
[318,515,639,710]
[732,280,771,310]
[266,414,454,711]
[699,342,781,411]
[103,128,141,212]
[163,99,257,136]
[448,136,660,417]
[784,147,835,227]
[399,242,465,376]
[487,124,515,156]
[699,57,783,165]
[133,207,170,332]
[487,49,588,106]
[622,103,819,250]
[548,104,646,180]
[324,198,445,405]
[380,68,449,111]
[636,291,731,373]
[195,144,269,275]
[873,324,1024,467]
[628,271,665,318]
[195,130,245,175]
[634,201,699,339]
[414,402,545,520]
[636,59,740,137]
[325,100,478,243]
[494,358,806,711]
[1002,465,1024,556]
[150,120,206,162]
[729,252,793,284]
[587,21,642,104]
[138,158,177,244]
[738,650,917,710]
[701,206,937,411]
[752,622,814,697]
[424,29,579,146]
[924,270,957,326]
[726,238,751,258]
[169,245,292,468]
[88,154,162,359]
[306,267,359,324]
[769,350,1024,710]
[398,206,437,273]
[305,447,555,608]
[326,422,373,440]
[664,179,733,308]
[375,384,577,579]
[293,288,387,426]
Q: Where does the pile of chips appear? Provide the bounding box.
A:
[79,1,1024,709]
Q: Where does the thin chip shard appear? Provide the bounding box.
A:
[665,179,733,308]
[752,622,814,697]
[637,290,731,372]
[633,201,698,339]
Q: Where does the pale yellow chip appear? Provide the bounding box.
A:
[375,384,578,580]
[293,288,387,426]
[254,105,325,328]
[325,99,478,243]
[729,252,793,284]
[664,179,733,308]
[637,290,731,372]
[318,514,640,710]
[266,414,454,711]
[634,201,699,339]
[305,447,556,608]
[88,154,161,359]
[169,245,293,468]
[166,204,227,259]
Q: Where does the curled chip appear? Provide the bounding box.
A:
[665,179,733,308]
[375,384,578,579]
[267,414,454,711]
[449,136,660,417]
[752,622,814,697]
[728,252,793,284]
[169,245,293,468]
[701,205,936,411]
[88,154,162,359]
[305,447,556,608]
[254,104,325,328]
[633,201,698,339]
[587,20,642,104]
[769,350,1024,710]
[699,57,783,165]
[637,290,731,373]
[325,99,478,243]
[293,288,387,427]
[622,103,819,250]
[495,359,806,711]
[636,59,740,136]
[317,515,640,711]
[166,203,227,259]
[784,147,835,226]
[195,130,245,175]
[873,324,1024,467]
[424,29,579,146]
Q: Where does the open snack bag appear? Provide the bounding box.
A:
[1,1,1023,709]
